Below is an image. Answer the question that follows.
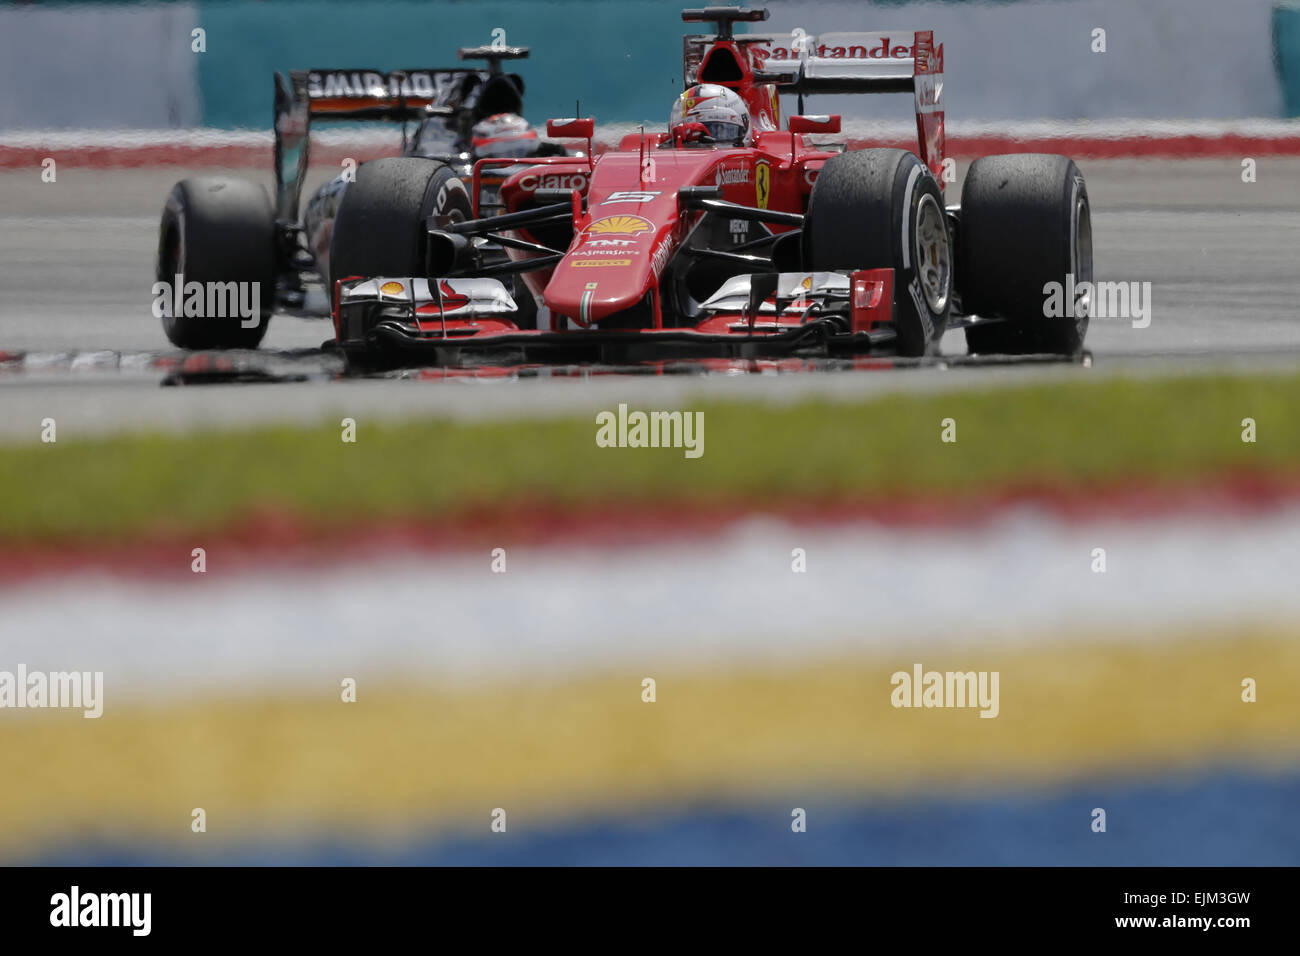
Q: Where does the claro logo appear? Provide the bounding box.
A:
[519,173,588,191]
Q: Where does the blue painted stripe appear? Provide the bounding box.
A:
[27,764,1300,866]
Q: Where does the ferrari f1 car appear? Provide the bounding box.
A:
[161,6,1093,365]
[156,43,570,348]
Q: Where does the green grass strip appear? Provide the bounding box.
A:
[3,371,1297,544]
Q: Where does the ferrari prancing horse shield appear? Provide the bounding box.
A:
[756,162,771,209]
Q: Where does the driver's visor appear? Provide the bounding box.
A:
[701,121,744,144]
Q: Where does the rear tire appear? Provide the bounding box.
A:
[329,157,472,288]
[156,177,276,349]
[803,148,952,357]
[959,154,1092,357]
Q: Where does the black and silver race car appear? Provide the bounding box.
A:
[156,45,572,349]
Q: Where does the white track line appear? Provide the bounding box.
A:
[1,506,1297,702]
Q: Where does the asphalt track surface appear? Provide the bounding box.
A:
[0,158,1298,437]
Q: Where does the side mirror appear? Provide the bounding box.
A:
[534,187,586,216]
[677,185,723,209]
[546,117,595,139]
[426,231,472,277]
[788,114,841,135]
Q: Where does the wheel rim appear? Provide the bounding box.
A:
[913,192,951,314]
[1072,193,1093,322]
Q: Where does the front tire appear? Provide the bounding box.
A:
[959,154,1092,357]
[804,148,952,357]
[156,177,276,349]
[329,157,472,288]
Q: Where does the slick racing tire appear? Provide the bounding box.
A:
[959,154,1092,357]
[157,177,276,349]
[329,157,472,290]
[803,148,952,357]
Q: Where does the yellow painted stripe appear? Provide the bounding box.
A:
[2,628,1298,859]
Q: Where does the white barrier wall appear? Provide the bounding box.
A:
[0,3,201,129]
[765,0,1283,120]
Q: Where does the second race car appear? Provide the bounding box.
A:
[155,43,569,348]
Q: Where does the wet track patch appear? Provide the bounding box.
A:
[0,345,1084,386]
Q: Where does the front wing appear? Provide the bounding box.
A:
[334,270,903,365]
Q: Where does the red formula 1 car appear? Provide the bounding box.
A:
[183,5,1094,368]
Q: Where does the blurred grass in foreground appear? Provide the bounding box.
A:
[3,371,1298,544]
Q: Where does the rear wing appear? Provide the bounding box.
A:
[683,28,945,183]
[273,54,528,221]
[288,69,470,120]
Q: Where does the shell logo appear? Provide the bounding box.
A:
[379,281,405,296]
[586,215,653,236]
[800,276,812,290]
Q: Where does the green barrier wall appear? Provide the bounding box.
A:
[1275,2,1300,117]
[194,0,698,128]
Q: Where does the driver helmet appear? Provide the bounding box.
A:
[470,113,539,159]
[668,84,751,146]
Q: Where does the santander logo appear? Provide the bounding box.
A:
[752,35,916,62]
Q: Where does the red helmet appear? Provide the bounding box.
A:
[669,84,751,146]
[470,113,538,159]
